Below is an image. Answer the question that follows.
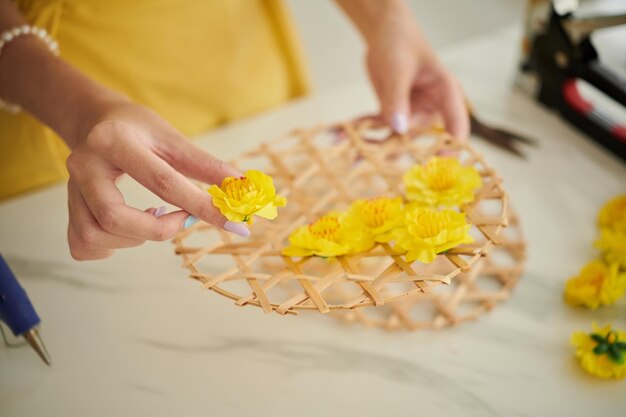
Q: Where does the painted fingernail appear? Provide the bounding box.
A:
[391,113,408,134]
[437,150,457,157]
[183,215,198,229]
[224,221,250,237]
[154,206,167,218]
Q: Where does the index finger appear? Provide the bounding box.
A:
[105,135,229,228]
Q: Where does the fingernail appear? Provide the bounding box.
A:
[391,113,408,134]
[437,150,457,157]
[154,206,167,218]
[183,215,198,229]
[224,221,250,237]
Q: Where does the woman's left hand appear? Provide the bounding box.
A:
[338,0,469,139]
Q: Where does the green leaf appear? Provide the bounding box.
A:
[615,341,626,350]
[608,345,624,364]
[591,334,605,344]
[593,343,609,355]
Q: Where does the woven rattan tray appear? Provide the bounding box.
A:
[173,119,509,315]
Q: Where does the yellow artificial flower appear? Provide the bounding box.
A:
[208,170,287,224]
[403,157,482,208]
[282,213,374,258]
[394,205,474,263]
[346,197,404,243]
[571,323,626,379]
[598,194,626,231]
[596,227,626,270]
[564,260,626,309]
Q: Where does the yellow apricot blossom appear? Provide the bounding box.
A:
[208,170,286,224]
[596,227,626,270]
[595,195,626,269]
[394,205,474,263]
[571,323,626,379]
[403,157,482,208]
[346,197,404,243]
[564,260,626,309]
[282,213,374,258]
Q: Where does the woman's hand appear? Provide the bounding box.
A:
[0,1,248,261]
[338,0,469,138]
[65,102,248,260]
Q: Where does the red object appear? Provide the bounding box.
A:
[562,79,593,114]
[563,78,626,143]
[611,125,626,143]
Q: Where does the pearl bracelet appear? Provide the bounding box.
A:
[0,25,59,114]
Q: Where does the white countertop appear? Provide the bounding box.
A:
[1,27,625,417]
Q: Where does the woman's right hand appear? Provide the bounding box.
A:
[0,2,249,261]
[65,102,248,260]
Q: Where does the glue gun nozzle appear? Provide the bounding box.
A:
[23,328,52,366]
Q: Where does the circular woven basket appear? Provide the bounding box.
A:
[173,119,510,315]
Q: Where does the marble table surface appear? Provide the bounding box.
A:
[1,27,625,417]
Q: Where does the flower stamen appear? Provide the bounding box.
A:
[308,215,341,241]
[423,159,458,191]
[222,177,256,201]
[361,198,394,228]
[414,211,449,238]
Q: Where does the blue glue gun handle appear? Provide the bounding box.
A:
[0,254,40,336]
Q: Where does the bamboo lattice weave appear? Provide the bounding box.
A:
[173,119,511,315]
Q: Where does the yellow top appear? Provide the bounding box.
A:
[0,0,310,199]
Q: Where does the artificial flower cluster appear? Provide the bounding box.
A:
[208,170,287,224]
[572,323,626,379]
[564,195,626,310]
[282,157,481,263]
[596,195,626,269]
[565,195,626,379]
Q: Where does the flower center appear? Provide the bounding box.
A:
[414,211,450,238]
[361,198,394,228]
[223,176,256,200]
[309,215,341,241]
[424,159,458,191]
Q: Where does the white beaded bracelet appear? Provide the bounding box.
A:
[0,25,59,114]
